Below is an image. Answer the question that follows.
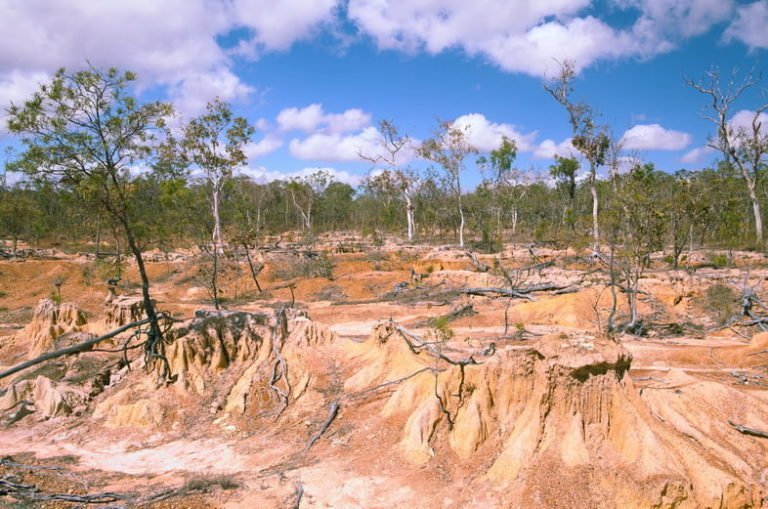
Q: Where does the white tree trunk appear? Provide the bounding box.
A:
[211,178,223,248]
[590,169,600,251]
[405,194,415,242]
[746,179,764,245]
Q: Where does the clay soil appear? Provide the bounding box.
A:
[1,242,768,508]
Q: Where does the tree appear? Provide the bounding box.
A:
[5,66,175,378]
[181,97,254,249]
[545,60,610,250]
[604,162,668,333]
[686,68,768,245]
[361,120,420,241]
[549,156,580,231]
[288,170,330,232]
[420,121,478,247]
[477,136,521,239]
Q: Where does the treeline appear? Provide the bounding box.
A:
[0,160,756,255]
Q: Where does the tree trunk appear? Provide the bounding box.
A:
[211,181,223,248]
[120,218,166,376]
[590,167,600,251]
[747,182,763,245]
[405,194,415,242]
[458,201,465,247]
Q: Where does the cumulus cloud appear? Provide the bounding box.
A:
[451,113,537,152]
[244,136,284,159]
[620,123,692,150]
[277,104,371,133]
[680,145,716,164]
[723,1,768,49]
[534,138,577,159]
[231,0,338,55]
[0,0,341,117]
[347,0,735,77]
[0,70,50,133]
[730,109,768,133]
[289,126,383,161]
[239,165,362,186]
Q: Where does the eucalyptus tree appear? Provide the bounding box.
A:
[360,120,420,241]
[181,97,254,249]
[686,68,768,245]
[419,121,478,247]
[549,156,580,231]
[5,66,175,376]
[545,60,610,250]
[288,169,330,232]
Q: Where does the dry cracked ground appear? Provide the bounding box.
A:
[1,240,768,508]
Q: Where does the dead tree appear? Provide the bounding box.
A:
[686,68,768,245]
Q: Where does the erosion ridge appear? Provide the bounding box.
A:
[1,247,768,508]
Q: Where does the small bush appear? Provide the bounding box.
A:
[707,253,729,268]
[182,474,240,493]
[272,253,335,281]
[697,283,737,325]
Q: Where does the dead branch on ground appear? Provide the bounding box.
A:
[727,420,768,439]
[304,400,340,451]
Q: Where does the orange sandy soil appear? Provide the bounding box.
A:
[1,243,767,508]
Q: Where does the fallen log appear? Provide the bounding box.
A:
[462,287,535,301]
[727,420,768,439]
[0,316,157,381]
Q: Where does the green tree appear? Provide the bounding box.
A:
[5,66,175,378]
[419,121,478,247]
[549,156,580,231]
[181,97,254,248]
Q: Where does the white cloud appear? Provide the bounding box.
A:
[239,165,362,186]
[0,70,50,133]
[245,136,284,159]
[347,0,735,77]
[0,0,340,118]
[730,109,768,133]
[277,103,371,133]
[277,104,326,132]
[724,1,768,49]
[534,138,577,159]
[289,126,383,161]
[620,123,692,150]
[680,145,716,164]
[231,0,338,55]
[170,68,254,116]
[451,113,537,152]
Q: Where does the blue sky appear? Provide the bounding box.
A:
[1,0,767,188]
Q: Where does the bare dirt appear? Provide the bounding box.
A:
[1,243,768,508]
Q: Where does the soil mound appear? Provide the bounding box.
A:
[19,299,87,357]
[345,323,766,508]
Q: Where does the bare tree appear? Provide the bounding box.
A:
[686,68,768,245]
[545,60,610,250]
[360,120,420,242]
[420,121,478,247]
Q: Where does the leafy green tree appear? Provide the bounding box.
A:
[181,97,254,248]
[5,66,175,377]
[549,156,580,231]
[420,121,478,247]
